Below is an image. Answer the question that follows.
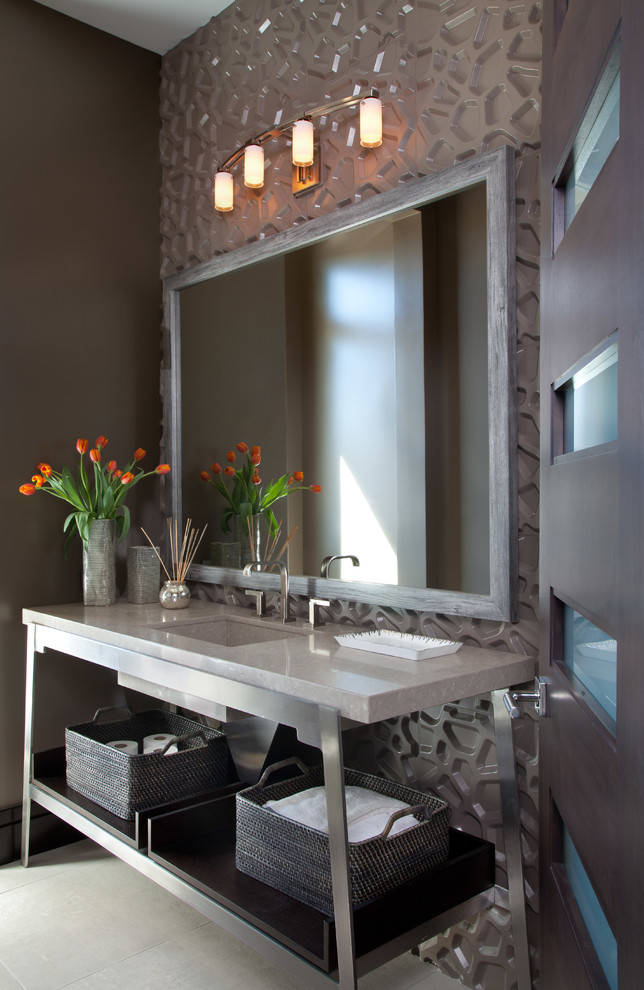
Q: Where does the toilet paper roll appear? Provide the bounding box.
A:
[143,733,175,748]
[143,742,178,755]
[106,739,138,754]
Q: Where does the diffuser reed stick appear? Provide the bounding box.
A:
[141,517,207,582]
[270,525,298,569]
[263,519,282,562]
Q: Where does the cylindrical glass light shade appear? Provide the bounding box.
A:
[359,96,382,148]
[292,119,314,167]
[214,171,233,212]
[244,144,264,188]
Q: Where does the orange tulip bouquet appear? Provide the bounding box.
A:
[200,442,320,561]
[20,436,170,552]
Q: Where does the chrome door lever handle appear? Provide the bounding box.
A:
[502,676,548,719]
[503,691,523,719]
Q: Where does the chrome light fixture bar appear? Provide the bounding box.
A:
[214,88,382,212]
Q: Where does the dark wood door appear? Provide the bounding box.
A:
[540,2,644,987]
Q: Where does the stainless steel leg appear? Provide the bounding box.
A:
[491,689,532,990]
[319,705,357,990]
[21,624,36,867]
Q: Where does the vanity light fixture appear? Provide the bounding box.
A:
[292,118,315,167]
[213,88,382,212]
[243,143,264,188]
[214,170,234,212]
[359,95,383,148]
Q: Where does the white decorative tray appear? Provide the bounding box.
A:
[334,630,462,661]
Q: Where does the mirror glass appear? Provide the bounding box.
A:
[164,148,517,620]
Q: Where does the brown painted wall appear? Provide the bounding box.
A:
[0,0,161,807]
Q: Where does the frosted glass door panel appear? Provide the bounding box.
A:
[563,827,618,989]
[559,340,617,453]
[563,605,616,729]
[564,67,620,230]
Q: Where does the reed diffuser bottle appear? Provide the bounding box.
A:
[142,518,206,610]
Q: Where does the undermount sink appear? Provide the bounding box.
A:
[152,616,303,648]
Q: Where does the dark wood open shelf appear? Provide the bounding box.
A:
[31,748,242,850]
[147,793,495,974]
[32,750,494,975]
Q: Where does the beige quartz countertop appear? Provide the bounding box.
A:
[23,600,535,725]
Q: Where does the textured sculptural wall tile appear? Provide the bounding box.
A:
[160,0,542,276]
[168,3,542,986]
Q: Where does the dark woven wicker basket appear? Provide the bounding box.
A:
[236,759,450,915]
[65,708,231,819]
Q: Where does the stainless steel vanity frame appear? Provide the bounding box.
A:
[21,606,534,990]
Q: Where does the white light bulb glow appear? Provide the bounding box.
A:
[244,144,264,188]
[292,119,314,167]
[214,171,233,212]
[359,96,382,148]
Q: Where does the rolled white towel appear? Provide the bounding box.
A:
[264,785,414,841]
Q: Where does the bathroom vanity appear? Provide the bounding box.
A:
[21,601,535,989]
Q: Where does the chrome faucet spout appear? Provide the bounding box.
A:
[243,560,292,622]
[320,554,360,579]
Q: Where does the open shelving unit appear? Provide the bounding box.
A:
[29,747,494,982]
[21,604,531,989]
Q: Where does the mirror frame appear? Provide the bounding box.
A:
[162,145,518,621]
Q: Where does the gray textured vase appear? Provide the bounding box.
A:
[210,540,241,569]
[82,518,117,606]
[127,546,161,604]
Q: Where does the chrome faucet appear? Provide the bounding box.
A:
[243,560,292,623]
[320,554,360,578]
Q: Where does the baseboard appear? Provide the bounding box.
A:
[0,803,82,866]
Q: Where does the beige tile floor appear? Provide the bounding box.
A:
[0,840,458,990]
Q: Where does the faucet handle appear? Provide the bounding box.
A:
[245,589,266,616]
[308,597,331,628]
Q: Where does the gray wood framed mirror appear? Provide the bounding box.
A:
[162,145,518,621]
